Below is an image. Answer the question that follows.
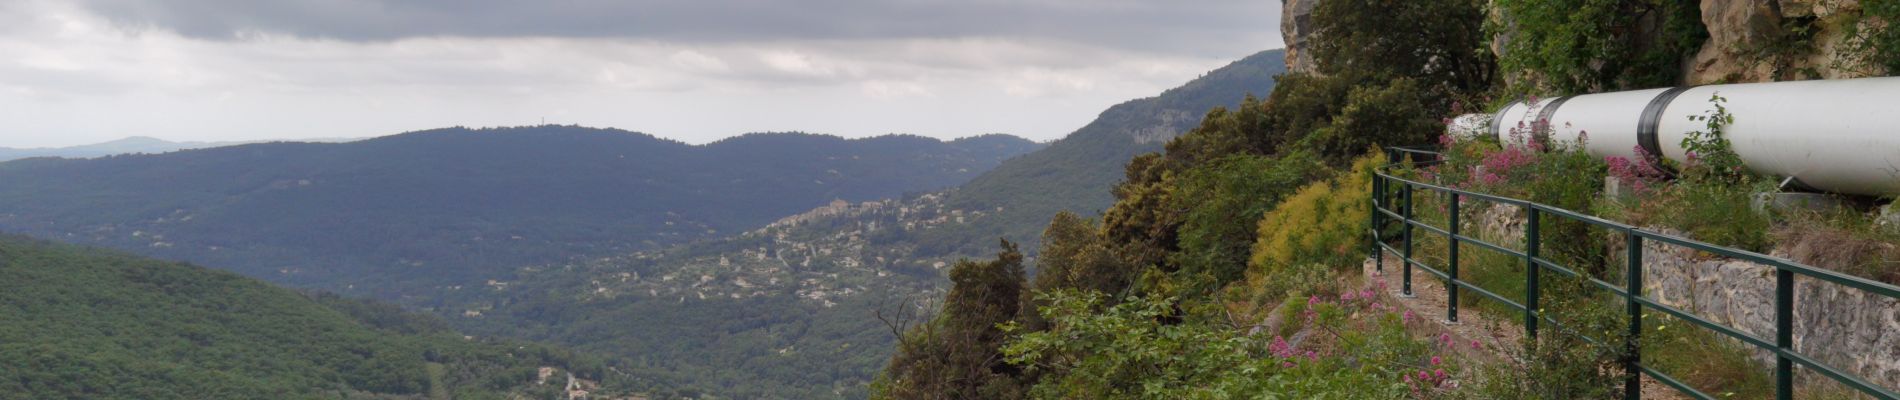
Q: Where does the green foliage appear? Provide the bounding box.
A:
[1282,0,1493,162]
[1027,212,1138,326]
[1679,94,1751,186]
[1001,291,1284,399]
[1491,0,1707,92]
[1467,277,1635,399]
[1311,0,1494,98]
[0,235,604,400]
[1170,152,1329,295]
[1844,0,1900,74]
[937,50,1288,255]
[1003,289,1459,400]
[1300,78,1447,161]
[1650,181,1774,252]
[874,242,1029,400]
[1244,152,1379,305]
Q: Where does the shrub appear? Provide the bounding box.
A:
[1465,276,1637,399]
[1245,151,1379,299]
[1169,151,1329,295]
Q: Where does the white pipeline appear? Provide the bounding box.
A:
[1457,77,1900,197]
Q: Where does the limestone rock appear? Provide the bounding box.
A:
[1685,0,1882,84]
[1685,0,1783,84]
[1282,0,1322,74]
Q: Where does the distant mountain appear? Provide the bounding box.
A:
[438,50,1288,399]
[0,234,615,399]
[926,49,1286,255]
[0,136,245,161]
[0,126,1042,297]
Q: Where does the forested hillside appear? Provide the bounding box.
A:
[413,52,1290,398]
[0,127,1040,297]
[432,192,993,398]
[927,49,1288,255]
[0,234,612,399]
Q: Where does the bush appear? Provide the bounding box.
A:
[1169,151,1330,295]
[1244,151,1380,303]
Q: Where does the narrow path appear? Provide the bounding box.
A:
[1363,257,1687,399]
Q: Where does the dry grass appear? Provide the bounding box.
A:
[1776,216,1900,285]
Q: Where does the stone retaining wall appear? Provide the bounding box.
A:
[1462,204,1900,389]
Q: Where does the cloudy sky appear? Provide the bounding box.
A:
[0,0,1282,148]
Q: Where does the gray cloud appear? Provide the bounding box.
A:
[73,0,1274,57]
[1,0,1282,149]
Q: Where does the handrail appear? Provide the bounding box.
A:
[1369,146,1900,400]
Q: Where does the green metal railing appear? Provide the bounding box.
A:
[1369,146,1900,400]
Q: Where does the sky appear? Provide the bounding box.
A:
[0,0,1283,148]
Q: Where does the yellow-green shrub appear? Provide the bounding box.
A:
[1242,152,1379,303]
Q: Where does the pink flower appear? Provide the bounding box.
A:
[1360,289,1374,299]
[1429,356,1442,366]
[1435,369,1449,380]
[1270,336,1295,358]
[1470,340,1481,350]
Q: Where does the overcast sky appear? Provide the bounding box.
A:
[0,0,1282,148]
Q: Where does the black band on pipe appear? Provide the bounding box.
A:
[1534,95,1574,144]
[1637,87,1695,158]
[1489,99,1522,143]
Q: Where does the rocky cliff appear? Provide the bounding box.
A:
[1686,0,1886,83]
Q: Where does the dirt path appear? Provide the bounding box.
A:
[1363,256,1687,399]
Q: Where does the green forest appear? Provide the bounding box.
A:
[0,234,610,399]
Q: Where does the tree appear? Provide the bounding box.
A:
[874,241,1029,400]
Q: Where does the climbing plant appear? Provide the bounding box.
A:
[1679,94,1750,185]
[1843,0,1900,74]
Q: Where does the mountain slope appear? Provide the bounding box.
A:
[438,49,1288,399]
[0,136,252,162]
[435,193,984,399]
[0,127,1041,297]
[0,234,611,399]
[928,49,1287,254]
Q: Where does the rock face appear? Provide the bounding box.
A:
[1282,0,1322,74]
[1685,0,1884,84]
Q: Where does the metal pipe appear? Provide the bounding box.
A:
[1454,77,1900,197]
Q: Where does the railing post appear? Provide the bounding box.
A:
[1401,184,1415,297]
[1625,233,1644,400]
[1525,207,1540,339]
[1775,268,1794,400]
[1447,192,1461,324]
[1372,173,1384,272]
